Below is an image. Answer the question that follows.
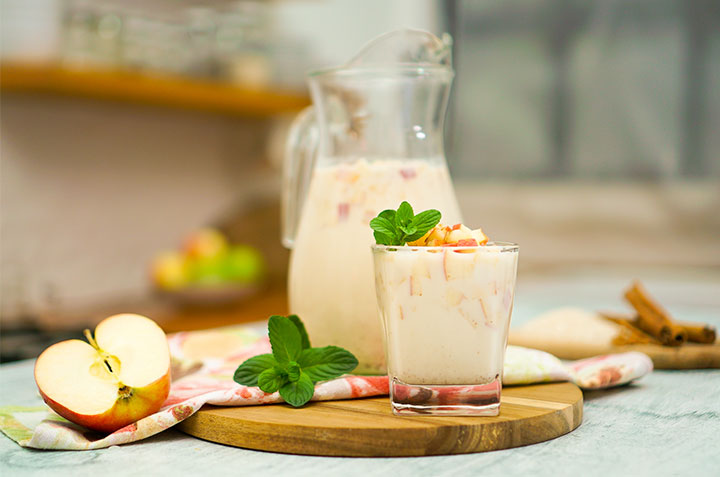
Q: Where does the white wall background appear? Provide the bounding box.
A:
[273,0,441,68]
[0,96,270,320]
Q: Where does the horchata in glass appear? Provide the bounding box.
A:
[372,242,518,415]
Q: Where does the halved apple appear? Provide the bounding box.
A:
[34,314,171,434]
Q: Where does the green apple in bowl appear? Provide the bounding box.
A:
[222,245,265,283]
[34,314,171,434]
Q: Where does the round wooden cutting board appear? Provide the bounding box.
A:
[178,382,583,457]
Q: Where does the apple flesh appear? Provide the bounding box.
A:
[445,224,473,244]
[34,314,171,434]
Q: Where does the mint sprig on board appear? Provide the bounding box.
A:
[233,315,358,407]
[369,201,442,246]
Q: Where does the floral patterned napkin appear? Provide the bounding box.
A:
[0,324,652,450]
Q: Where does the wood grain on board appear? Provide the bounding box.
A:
[178,382,583,457]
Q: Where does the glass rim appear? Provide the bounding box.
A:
[308,64,455,80]
[371,241,518,253]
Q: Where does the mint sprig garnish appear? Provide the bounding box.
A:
[233,315,358,407]
[369,201,441,245]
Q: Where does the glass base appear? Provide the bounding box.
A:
[390,377,501,416]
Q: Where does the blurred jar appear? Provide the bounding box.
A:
[93,4,123,68]
[215,1,272,88]
[60,0,98,68]
[120,10,153,71]
[122,9,194,75]
[184,7,219,77]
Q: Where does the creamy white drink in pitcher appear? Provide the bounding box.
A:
[289,159,461,373]
[283,31,460,373]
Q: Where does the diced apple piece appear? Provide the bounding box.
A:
[399,168,417,179]
[408,229,432,246]
[443,249,476,280]
[446,288,466,306]
[453,238,479,252]
[412,223,490,248]
[409,259,431,295]
[337,203,350,221]
[426,225,449,245]
[409,276,421,296]
[445,224,473,244]
[471,228,489,245]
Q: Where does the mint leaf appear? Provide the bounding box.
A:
[258,367,287,393]
[407,209,441,241]
[369,216,396,239]
[373,231,395,246]
[405,230,429,242]
[231,315,359,408]
[268,315,302,364]
[297,346,359,382]
[370,202,442,246]
[410,209,441,231]
[396,201,414,227]
[279,373,315,407]
[378,209,396,222]
[287,362,301,382]
[399,224,417,236]
[287,314,311,349]
[233,353,277,387]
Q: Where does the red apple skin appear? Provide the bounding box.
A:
[35,368,171,434]
[443,249,449,280]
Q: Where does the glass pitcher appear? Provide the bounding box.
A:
[283,30,462,374]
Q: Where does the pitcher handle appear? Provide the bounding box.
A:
[282,106,318,249]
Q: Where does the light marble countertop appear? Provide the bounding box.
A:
[2,272,719,476]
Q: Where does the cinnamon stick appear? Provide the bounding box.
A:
[623,281,687,346]
[677,322,717,344]
[601,312,661,345]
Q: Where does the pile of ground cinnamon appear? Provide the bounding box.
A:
[603,281,716,347]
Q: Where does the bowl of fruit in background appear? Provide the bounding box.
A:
[150,229,267,306]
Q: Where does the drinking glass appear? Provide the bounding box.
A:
[372,243,518,416]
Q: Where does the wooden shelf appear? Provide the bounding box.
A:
[0,63,310,117]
